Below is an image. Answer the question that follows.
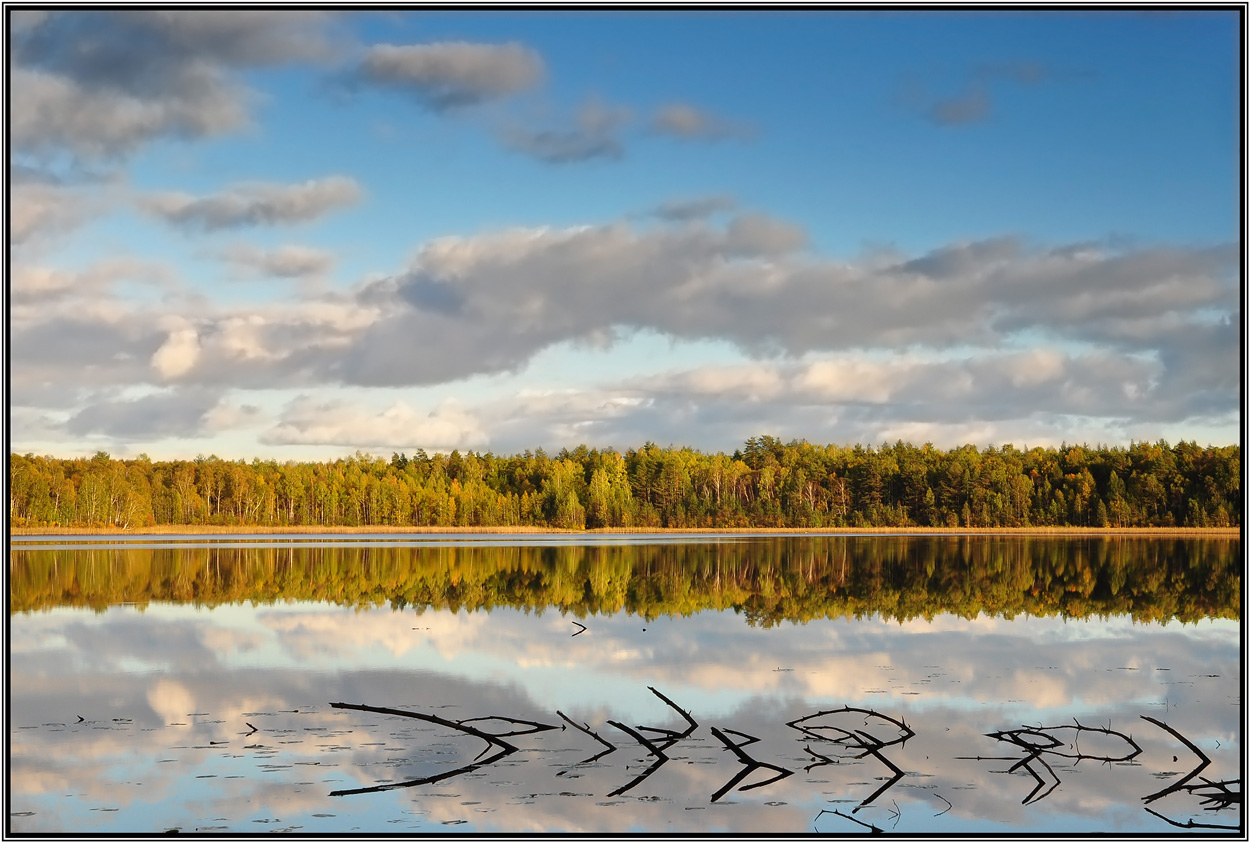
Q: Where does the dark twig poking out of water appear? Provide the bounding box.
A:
[605,686,699,797]
[1136,715,1240,831]
[708,726,793,803]
[555,710,616,771]
[787,705,913,812]
[967,718,1143,806]
[1140,715,1211,803]
[325,692,1237,831]
[325,702,556,796]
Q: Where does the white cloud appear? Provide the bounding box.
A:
[10,65,249,161]
[9,178,107,246]
[501,97,632,163]
[650,102,753,141]
[263,397,489,452]
[11,255,178,307]
[216,243,336,278]
[11,10,338,160]
[334,220,1232,397]
[142,176,364,231]
[151,324,201,379]
[7,209,1236,455]
[355,41,545,110]
[648,194,738,222]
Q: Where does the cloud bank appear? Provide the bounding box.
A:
[353,41,545,110]
[11,10,338,160]
[10,206,1236,452]
[142,177,364,231]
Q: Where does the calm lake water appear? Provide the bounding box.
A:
[7,534,1242,835]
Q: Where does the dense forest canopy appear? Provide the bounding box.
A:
[8,437,1241,530]
[9,537,1240,624]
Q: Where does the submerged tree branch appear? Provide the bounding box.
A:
[1140,715,1212,804]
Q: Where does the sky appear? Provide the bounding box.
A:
[7,8,1243,461]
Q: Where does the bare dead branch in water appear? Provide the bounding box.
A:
[330,743,512,796]
[985,742,1058,806]
[556,710,617,771]
[647,686,699,734]
[806,723,907,812]
[327,701,531,797]
[718,727,760,748]
[708,725,793,802]
[456,715,558,738]
[815,808,883,834]
[853,763,906,812]
[604,691,703,799]
[988,728,1062,753]
[1144,806,1241,831]
[803,743,837,772]
[605,718,673,796]
[987,719,1141,764]
[557,710,616,752]
[1140,715,1212,804]
[329,701,520,753]
[788,706,913,749]
[1188,777,1241,810]
[976,718,1146,806]
[1019,754,1060,805]
[608,720,669,760]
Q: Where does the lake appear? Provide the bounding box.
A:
[7,534,1242,835]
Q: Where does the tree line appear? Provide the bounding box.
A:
[9,537,1240,624]
[7,436,1241,530]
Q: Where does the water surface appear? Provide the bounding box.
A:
[8,535,1241,834]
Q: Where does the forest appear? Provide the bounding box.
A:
[7,436,1241,531]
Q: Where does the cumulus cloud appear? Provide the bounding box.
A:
[725,213,808,255]
[52,217,1220,419]
[905,61,1093,128]
[353,41,544,110]
[142,176,364,231]
[10,256,179,310]
[650,102,753,141]
[339,221,1233,386]
[646,349,1166,421]
[10,314,164,396]
[151,322,202,380]
[8,264,378,403]
[501,97,632,163]
[216,243,336,278]
[63,388,258,441]
[10,10,339,160]
[132,298,382,389]
[9,179,107,246]
[648,194,737,222]
[10,64,250,162]
[262,397,488,452]
[9,211,1236,453]
[466,344,1202,454]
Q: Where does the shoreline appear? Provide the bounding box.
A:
[9,525,1241,538]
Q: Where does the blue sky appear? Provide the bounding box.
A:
[8,8,1242,459]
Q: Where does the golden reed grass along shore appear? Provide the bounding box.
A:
[9,525,1241,538]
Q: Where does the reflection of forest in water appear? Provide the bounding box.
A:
[11,537,1239,624]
